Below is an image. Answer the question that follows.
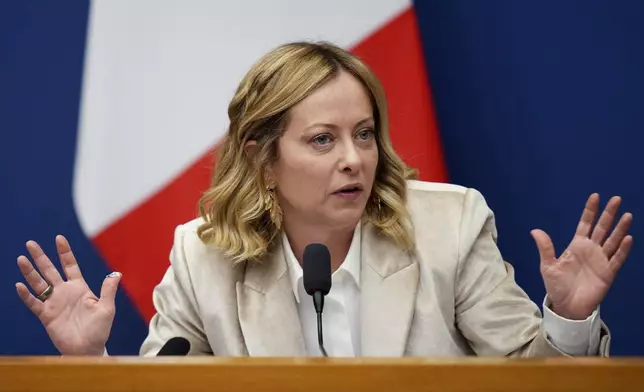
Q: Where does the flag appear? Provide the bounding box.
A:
[74,0,447,327]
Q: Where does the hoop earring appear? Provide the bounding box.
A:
[264,184,283,230]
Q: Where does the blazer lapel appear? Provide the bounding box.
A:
[360,222,419,356]
[236,243,306,356]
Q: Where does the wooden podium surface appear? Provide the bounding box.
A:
[1,356,644,392]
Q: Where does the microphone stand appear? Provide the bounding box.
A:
[313,291,328,357]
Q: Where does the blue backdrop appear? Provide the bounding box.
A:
[1,0,642,355]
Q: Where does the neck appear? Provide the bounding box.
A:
[283,220,356,272]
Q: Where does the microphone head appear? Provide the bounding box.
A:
[303,243,332,296]
[157,337,191,356]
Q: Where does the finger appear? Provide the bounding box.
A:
[99,272,122,310]
[531,229,557,264]
[16,282,44,317]
[56,235,83,281]
[590,196,622,245]
[17,255,49,295]
[603,212,633,258]
[575,193,600,237]
[609,235,633,274]
[26,240,64,286]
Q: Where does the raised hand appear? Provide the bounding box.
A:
[531,194,633,320]
[15,235,121,355]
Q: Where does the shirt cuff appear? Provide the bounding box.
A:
[542,295,601,356]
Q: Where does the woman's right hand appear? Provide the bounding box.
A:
[15,235,121,356]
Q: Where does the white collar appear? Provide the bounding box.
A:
[282,223,362,303]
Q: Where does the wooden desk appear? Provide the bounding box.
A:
[1,357,643,392]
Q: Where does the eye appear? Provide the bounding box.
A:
[355,128,375,141]
[311,133,333,146]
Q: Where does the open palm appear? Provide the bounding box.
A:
[531,194,633,320]
[15,235,121,355]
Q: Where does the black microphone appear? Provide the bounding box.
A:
[157,337,191,356]
[303,243,332,357]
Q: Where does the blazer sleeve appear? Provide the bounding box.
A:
[453,188,611,357]
[139,224,212,356]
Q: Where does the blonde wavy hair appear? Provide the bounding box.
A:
[197,41,416,263]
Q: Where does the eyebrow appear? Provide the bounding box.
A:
[303,117,375,132]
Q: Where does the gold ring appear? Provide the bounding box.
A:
[37,284,54,302]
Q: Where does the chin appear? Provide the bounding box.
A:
[327,208,365,230]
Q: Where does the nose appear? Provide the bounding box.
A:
[339,138,361,173]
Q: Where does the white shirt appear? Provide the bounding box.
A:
[282,225,601,357]
[283,225,363,356]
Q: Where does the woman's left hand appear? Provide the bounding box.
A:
[531,193,633,320]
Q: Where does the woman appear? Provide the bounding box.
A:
[15,41,633,357]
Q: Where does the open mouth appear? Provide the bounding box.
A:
[333,184,364,196]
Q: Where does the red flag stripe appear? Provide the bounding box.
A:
[92,152,214,320]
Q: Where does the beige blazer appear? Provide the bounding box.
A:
[139,180,610,357]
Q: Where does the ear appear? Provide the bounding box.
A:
[245,140,275,186]
[244,139,262,168]
[244,139,259,158]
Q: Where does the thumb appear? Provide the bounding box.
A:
[99,272,122,309]
[530,229,557,264]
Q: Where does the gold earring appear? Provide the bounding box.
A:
[265,184,282,230]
